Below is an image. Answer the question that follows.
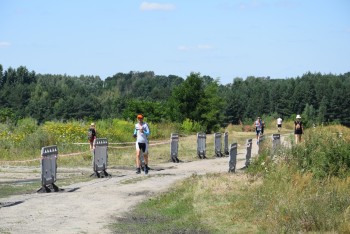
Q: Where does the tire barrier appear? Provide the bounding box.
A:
[197,132,207,159]
[91,138,110,178]
[245,139,253,167]
[272,134,281,146]
[37,145,60,193]
[228,143,237,173]
[224,132,229,156]
[170,133,180,163]
[214,132,224,157]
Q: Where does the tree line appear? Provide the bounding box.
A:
[1,64,349,132]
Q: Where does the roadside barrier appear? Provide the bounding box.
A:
[91,138,110,178]
[214,132,224,157]
[224,132,229,156]
[228,143,238,173]
[271,134,281,156]
[37,145,60,193]
[170,133,180,163]
[197,132,207,159]
[245,139,253,167]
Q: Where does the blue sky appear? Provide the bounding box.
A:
[1,0,349,85]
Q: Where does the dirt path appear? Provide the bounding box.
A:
[0,136,287,234]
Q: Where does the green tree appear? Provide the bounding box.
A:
[168,73,204,123]
[122,99,167,122]
[168,73,224,132]
[302,103,316,128]
[221,78,246,124]
[317,97,328,124]
[198,81,224,131]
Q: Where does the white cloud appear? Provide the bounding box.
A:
[140,2,176,11]
[197,44,213,50]
[178,45,190,51]
[0,41,11,48]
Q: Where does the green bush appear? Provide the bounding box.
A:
[291,126,350,178]
[249,125,350,179]
[181,118,203,134]
[245,125,350,232]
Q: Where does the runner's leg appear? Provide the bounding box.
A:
[143,143,149,165]
[135,143,141,170]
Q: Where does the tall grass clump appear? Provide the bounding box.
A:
[245,164,350,232]
[243,125,350,232]
[292,125,350,178]
[0,118,41,159]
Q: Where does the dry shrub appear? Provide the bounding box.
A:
[291,172,313,193]
[225,123,243,132]
[243,125,252,132]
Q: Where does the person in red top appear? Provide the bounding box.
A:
[294,115,303,144]
[88,123,97,150]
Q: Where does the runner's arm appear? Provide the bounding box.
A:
[143,124,150,136]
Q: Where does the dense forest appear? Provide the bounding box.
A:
[0,64,349,132]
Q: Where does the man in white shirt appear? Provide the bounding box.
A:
[277,117,282,132]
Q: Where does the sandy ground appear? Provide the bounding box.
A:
[0,136,285,234]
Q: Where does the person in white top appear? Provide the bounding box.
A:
[254,117,262,141]
[277,117,282,132]
[133,114,150,174]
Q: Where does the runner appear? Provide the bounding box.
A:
[133,114,151,174]
[294,115,303,144]
[88,123,97,150]
[254,117,262,144]
[277,117,282,132]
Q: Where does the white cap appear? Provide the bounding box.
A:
[296,115,301,119]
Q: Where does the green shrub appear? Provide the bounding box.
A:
[291,126,350,178]
[42,120,86,144]
[181,118,203,134]
[245,125,350,232]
